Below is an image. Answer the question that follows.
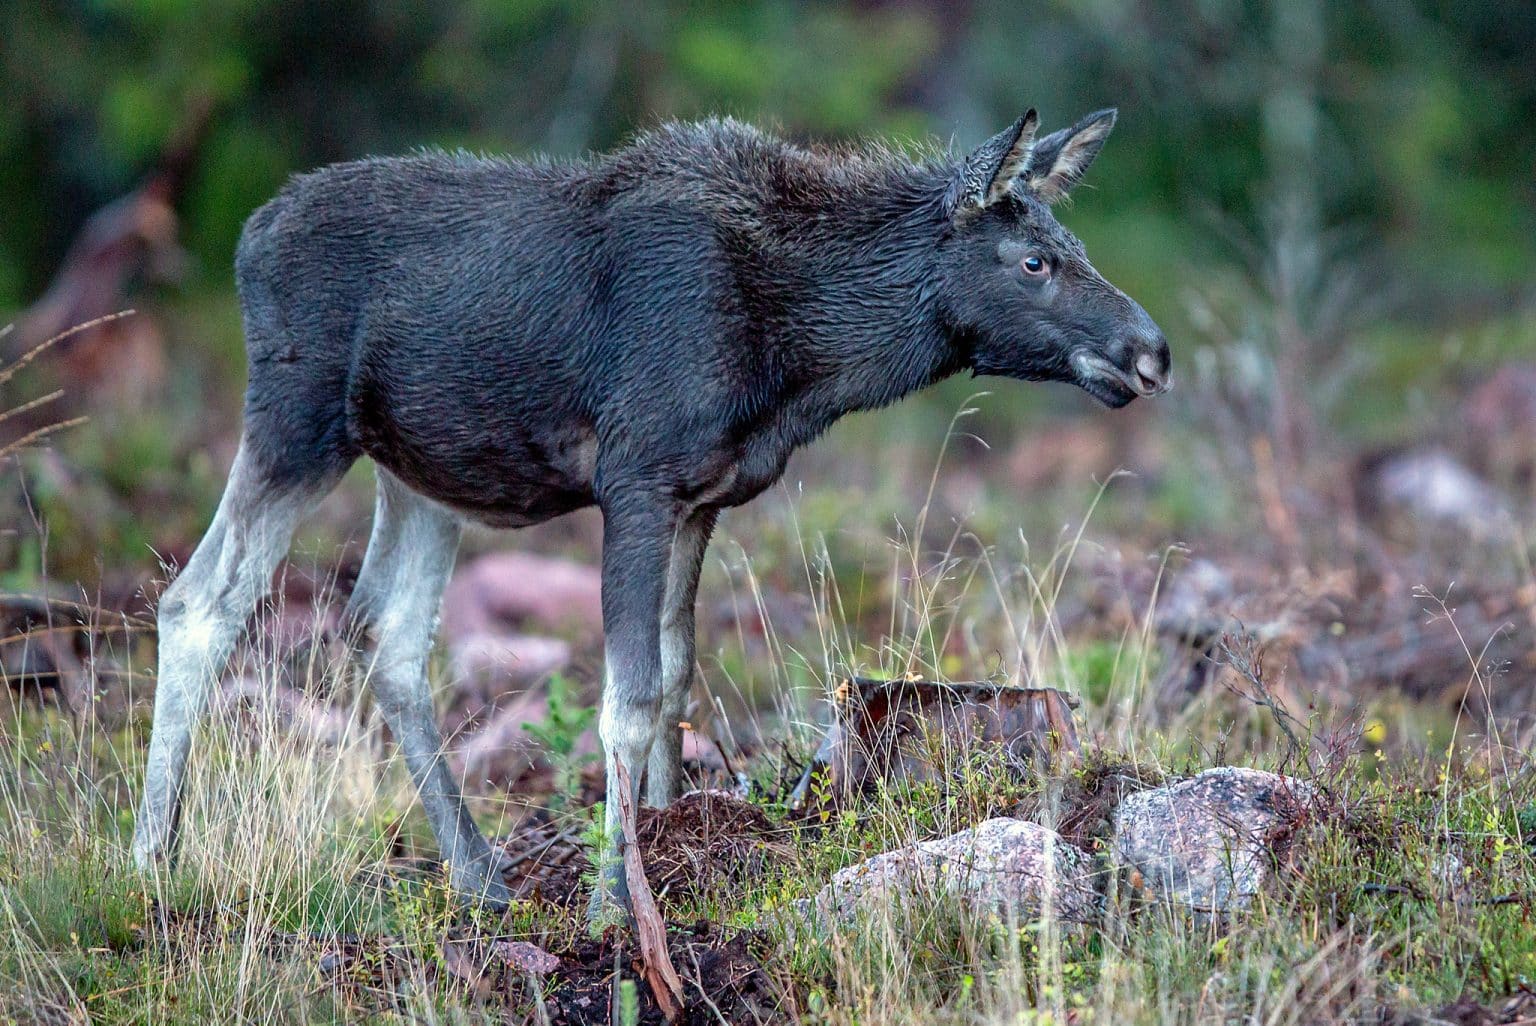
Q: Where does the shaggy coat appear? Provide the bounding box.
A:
[133,111,1170,916]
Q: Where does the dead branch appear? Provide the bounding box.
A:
[614,758,684,1022]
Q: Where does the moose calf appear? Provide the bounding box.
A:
[133,108,1170,918]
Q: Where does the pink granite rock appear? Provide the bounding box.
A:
[440,551,602,639]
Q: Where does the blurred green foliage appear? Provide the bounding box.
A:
[2,0,1532,318]
[3,0,1534,582]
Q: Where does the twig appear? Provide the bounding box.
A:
[614,758,684,1021]
[687,947,734,1026]
[0,389,64,427]
[0,417,89,461]
[497,824,584,874]
[1215,629,1309,768]
[0,311,135,386]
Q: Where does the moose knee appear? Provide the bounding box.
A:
[352,626,431,702]
[155,582,224,656]
[599,687,662,762]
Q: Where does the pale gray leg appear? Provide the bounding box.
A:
[133,446,331,871]
[344,470,509,906]
[646,509,716,808]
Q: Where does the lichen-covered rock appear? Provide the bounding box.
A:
[1112,767,1311,913]
[815,818,1099,926]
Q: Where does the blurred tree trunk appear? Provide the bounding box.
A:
[1259,0,1326,547]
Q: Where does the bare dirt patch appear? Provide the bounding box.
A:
[548,923,791,1026]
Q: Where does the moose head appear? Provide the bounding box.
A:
[939,108,1171,408]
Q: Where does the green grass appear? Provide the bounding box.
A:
[3,499,1534,1026]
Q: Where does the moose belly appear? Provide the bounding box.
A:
[357,413,598,530]
[377,446,596,528]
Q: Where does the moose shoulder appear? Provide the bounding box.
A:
[132,110,1169,919]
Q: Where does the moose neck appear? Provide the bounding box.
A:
[762,168,962,434]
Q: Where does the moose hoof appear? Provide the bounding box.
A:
[130,820,177,874]
[451,867,512,909]
[449,848,512,908]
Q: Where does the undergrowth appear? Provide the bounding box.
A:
[1,490,1532,1025]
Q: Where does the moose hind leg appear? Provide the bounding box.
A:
[133,445,330,871]
[646,509,716,808]
[345,470,509,906]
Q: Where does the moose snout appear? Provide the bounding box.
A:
[1113,311,1171,396]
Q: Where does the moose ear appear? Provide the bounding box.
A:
[947,109,1039,217]
[1024,108,1117,204]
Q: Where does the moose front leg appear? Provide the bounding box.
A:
[588,496,675,923]
[647,508,717,808]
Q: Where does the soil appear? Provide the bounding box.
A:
[499,789,792,913]
[1394,988,1536,1026]
[549,923,792,1026]
[287,918,792,1024]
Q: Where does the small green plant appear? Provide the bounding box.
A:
[617,977,641,1026]
[522,672,599,807]
[1517,803,1536,846]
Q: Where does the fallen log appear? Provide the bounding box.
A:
[790,675,1081,808]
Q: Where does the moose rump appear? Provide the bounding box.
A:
[235,154,696,525]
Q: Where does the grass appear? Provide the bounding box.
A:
[2,471,1534,1025]
[5,686,1533,1023]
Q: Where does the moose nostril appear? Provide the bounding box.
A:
[1134,351,1164,390]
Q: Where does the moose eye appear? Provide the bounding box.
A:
[1022,254,1049,277]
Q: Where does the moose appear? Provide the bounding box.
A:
[132,108,1170,919]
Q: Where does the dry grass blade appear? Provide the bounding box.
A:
[0,389,66,428]
[0,312,133,460]
[0,310,135,388]
[0,416,90,462]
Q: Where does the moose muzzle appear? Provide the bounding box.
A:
[1074,293,1172,404]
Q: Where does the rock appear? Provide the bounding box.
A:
[492,940,559,975]
[1112,767,1310,914]
[439,551,602,640]
[814,818,1100,927]
[449,689,592,787]
[1367,449,1511,536]
[444,631,571,730]
[1155,558,1236,643]
[264,601,343,658]
[451,632,570,685]
[216,677,353,747]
